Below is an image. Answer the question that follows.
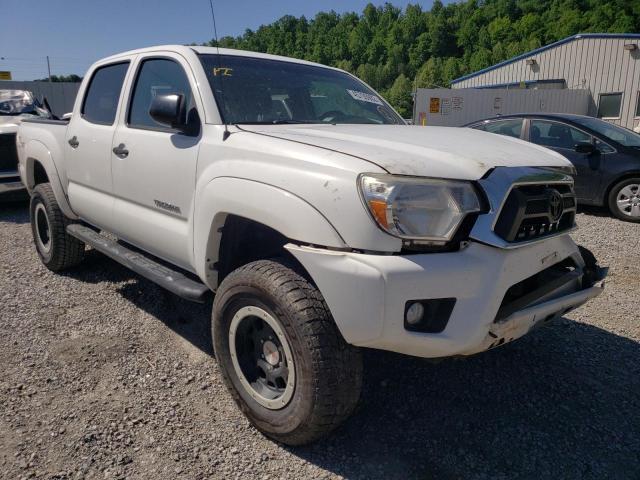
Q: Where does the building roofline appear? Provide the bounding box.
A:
[451,33,640,85]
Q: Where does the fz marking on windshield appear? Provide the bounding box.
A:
[213,67,233,76]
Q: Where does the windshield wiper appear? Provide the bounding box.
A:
[234,120,317,125]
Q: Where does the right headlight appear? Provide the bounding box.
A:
[359,174,481,243]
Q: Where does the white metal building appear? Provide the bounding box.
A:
[451,33,640,131]
[413,87,590,127]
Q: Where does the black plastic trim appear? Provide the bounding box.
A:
[404,298,456,333]
[66,224,211,303]
[20,118,69,125]
[494,184,576,243]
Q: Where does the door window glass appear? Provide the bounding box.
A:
[597,93,622,118]
[81,62,129,125]
[472,119,522,138]
[594,139,615,154]
[128,58,195,129]
[530,120,591,150]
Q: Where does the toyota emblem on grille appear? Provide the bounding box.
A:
[547,189,564,222]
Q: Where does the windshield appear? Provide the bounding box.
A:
[199,54,403,125]
[0,89,50,117]
[572,116,640,147]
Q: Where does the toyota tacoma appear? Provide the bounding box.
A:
[17,46,606,445]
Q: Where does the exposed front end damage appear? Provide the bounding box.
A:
[473,246,607,354]
[287,167,608,360]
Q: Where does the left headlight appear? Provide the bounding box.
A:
[359,174,481,243]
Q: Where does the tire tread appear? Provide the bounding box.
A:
[213,258,362,445]
[31,183,85,271]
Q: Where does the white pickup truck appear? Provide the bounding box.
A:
[17,45,606,445]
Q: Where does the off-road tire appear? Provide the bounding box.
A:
[212,259,363,446]
[607,177,640,223]
[30,183,85,271]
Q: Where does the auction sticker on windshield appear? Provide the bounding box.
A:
[347,89,383,105]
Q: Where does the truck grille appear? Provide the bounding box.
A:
[0,133,18,172]
[494,183,576,243]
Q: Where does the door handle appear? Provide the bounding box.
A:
[68,136,79,148]
[112,143,129,158]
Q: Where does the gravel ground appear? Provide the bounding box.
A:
[1,200,638,480]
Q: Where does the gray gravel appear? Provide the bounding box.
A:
[1,201,638,480]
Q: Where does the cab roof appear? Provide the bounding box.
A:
[97,45,336,71]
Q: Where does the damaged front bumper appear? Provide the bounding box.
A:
[476,261,607,353]
[287,235,607,359]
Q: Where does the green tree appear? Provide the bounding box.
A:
[387,73,413,118]
[415,57,444,88]
[194,0,640,114]
[35,74,82,82]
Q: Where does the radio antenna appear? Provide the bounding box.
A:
[208,0,230,140]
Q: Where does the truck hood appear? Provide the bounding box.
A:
[241,124,571,180]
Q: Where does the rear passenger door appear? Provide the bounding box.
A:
[65,61,130,229]
[527,119,602,200]
[110,53,202,270]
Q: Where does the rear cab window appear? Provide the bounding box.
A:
[81,62,129,125]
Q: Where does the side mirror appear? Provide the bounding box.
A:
[574,142,596,155]
[149,93,187,130]
[61,112,72,120]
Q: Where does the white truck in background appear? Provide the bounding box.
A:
[17,46,606,445]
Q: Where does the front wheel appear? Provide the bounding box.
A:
[212,259,362,446]
[608,178,640,222]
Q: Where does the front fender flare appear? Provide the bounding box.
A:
[193,177,347,288]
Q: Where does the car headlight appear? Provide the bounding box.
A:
[359,174,481,243]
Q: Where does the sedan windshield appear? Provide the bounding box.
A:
[572,116,640,147]
[199,54,403,125]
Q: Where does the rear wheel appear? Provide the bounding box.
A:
[608,178,640,222]
[29,183,85,271]
[212,259,362,446]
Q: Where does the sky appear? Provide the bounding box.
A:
[1,0,453,81]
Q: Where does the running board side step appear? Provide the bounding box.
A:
[66,224,211,303]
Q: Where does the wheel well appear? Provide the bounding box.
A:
[604,172,640,205]
[215,215,305,285]
[32,161,49,187]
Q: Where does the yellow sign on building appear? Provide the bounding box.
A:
[0,71,12,80]
[429,97,440,113]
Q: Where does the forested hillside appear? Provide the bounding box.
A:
[204,0,640,116]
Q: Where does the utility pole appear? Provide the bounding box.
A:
[46,56,52,82]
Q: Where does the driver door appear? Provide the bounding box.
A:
[110,53,202,270]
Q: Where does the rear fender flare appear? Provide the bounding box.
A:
[23,140,77,219]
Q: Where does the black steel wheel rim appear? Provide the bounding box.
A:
[229,306,295,409]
